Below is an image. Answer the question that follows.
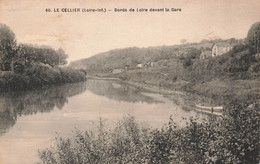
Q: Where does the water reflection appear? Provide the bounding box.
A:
[0,80,165,135]
[0,82,87,135]
[0,79,207,164]
[86,80,162,103]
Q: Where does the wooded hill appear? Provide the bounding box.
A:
[71,39,240,71]
[69,38,259,83]
[69,37,260,104]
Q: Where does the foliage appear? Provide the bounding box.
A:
[17,44,68,68]
[219,95,260,163]
[180,44,259,83]
[0,24,84,91]
[247,21,260,53]
[0,65,86,91]
[39,95,259,164]
[69,45,204,75]
[39,116,152,164]
[0,24,68,71]
[180,39,187,44]
[0,24,17,71]
[58,67,86,83]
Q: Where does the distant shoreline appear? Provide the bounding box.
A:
[87,76,224,116]
[87,76,183,95]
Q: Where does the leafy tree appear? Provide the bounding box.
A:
[11,59,25,73]
[227,38,239,45]
[180,39,187,44]
[17,44,68,68]
[56,48,68,65]
[247,21,260,54]
[0,24,17,71]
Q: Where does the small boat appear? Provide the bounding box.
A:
[195,104,223,117]
[196,104,223,110]
[195,108,223,116]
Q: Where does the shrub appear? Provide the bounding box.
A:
[0,64,86,92]
[0,72,28,90]
[59,67,86,83]
[38,116,152,164]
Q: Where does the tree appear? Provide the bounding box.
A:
[56,48,68,65]
[227,38,238,45]
[247,21,260,54]
[0,24,17,71]
[17,45,68,68]
[180,39,187,44]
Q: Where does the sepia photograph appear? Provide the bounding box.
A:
[0,0,259,163]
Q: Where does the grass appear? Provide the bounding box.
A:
[191,79,260,104]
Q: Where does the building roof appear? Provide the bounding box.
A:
[212,42,233,48]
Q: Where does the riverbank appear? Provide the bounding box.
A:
[87,75,260,117]
[0,65,86,92]
[87,76,183,95]
[87,76,221,116]
[73,41,260,107]
[106,72,259,104]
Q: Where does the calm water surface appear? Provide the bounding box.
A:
[0,79,207,164]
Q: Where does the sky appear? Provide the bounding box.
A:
[0,0,259,62]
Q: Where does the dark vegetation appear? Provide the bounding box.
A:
[247,21,260,55]
[0,24,86,91]
[38,94,259,164]
[70,43,209,74]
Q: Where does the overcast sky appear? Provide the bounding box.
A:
[0,0,259,62]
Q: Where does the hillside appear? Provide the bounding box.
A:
[69,39,244,76]
[69,41,217,72]
[69,38,259,104]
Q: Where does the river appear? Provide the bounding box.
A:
[0,79,208,164]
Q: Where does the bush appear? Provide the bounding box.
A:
[0,72,28,90]
[59,67,86,83]
[24,64,62,87]
[39,116,152,164]
[0,64,86,92]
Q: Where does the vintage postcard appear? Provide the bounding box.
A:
[0,0,259,163]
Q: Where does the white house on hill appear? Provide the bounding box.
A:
[200,42,233,59]
[212,43,233,57]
